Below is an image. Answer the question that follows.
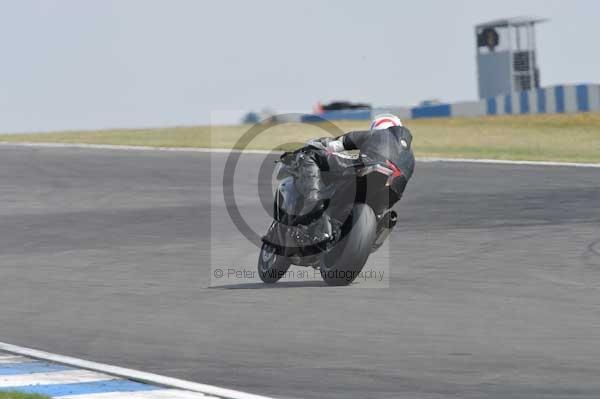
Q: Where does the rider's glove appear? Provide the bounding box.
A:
[326,139,344,153]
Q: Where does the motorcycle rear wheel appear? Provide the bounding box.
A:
[320,204,377,286]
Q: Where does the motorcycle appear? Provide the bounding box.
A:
[258,140,408,286]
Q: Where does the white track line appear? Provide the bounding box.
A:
[0,342,274,399]
[0,142,269,154]
[0,141,599,168]
[0,369,116,387]
[57,389,219,399]
[417,157,600,168]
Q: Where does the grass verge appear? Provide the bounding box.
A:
[1,113,599,163]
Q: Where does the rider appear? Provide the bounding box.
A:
[326,113,414,171]
[297,114,415,242]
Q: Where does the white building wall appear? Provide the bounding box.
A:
[511,94,520,115]
[545,87,557,114]
[564,85,578,113]
[588,84,600,111]
[451,100,487,117]
[528,90,538,114]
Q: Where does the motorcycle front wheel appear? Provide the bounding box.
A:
[320,204,377,286]
[258,243,291,284]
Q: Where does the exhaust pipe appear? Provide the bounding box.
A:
[381,210,397,229]
[372,210,398,252]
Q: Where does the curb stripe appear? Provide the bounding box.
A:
[0,362,72,376]
[0,343,274,399]
[0,370,116,388]
[0,379,158,397]
[0,356,33,364]
[57,389,217,399]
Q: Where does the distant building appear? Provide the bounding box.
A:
[242,111,260,124]
[476,16,546,99]
[292,15,600,124]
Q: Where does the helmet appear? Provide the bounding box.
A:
[370,114,403,131]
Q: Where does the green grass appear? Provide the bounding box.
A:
[1,113,600,163]
[0,392,50,399]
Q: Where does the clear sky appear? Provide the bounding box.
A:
[0,0,598,132]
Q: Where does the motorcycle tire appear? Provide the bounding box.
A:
[258,243,291,284]
[320,204,377,286]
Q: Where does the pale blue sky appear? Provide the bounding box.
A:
[0,0,598,132]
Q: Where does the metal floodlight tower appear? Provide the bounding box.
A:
[476,16,547,99]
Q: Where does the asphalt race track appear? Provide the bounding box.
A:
[1,145,600,399]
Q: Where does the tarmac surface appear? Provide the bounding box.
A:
[1,145,600,398]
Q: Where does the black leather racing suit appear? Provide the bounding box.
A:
[297,125,415,230]
[336,125,414,181]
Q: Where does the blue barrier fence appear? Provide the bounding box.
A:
[303,84,600,122]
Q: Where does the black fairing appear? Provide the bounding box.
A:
[263,142,412,257]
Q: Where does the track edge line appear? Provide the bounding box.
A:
[0,341,275,399]
[0,141,599,168]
